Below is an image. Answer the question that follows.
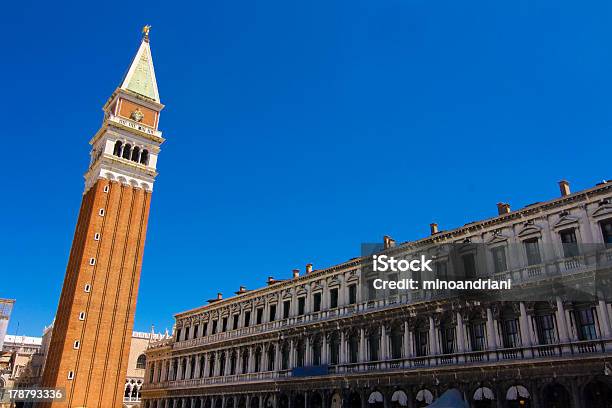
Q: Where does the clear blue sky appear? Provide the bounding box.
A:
[1,0,610,336]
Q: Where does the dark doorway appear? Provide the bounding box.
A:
[542,384,571,408]
[584,381,612,408]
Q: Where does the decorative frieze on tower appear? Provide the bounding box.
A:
[41,26,164,408]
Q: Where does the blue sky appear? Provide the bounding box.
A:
[1,0,611,336]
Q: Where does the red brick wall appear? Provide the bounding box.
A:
[41,179,152,408]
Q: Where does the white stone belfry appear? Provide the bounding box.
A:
[84,29,164,193]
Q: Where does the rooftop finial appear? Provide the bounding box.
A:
[142,25,152,42]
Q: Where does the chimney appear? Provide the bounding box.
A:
[430,223,438,235]
[236,286,247,295]
[292,269,300,278]
[217,292,223,300]
[306,263,313,274]
[559,180,570,197]
[267,276,275,285]
[383,235,396,249]
[497,202,511,215]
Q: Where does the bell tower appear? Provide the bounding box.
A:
[41,26,164,408]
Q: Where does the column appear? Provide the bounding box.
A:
[486,307,498,350]
[428,316,437,355]
[176,359,183,381]
[274,342,281,371]
[380,325,387,361]
[224,351,231,375]
[571,380,584,408]
[403,322,412,358]
[160,360,167,382]
[456,312,466,353]
[263,298,269,324]
[291,290,297,318]
[289,339,295,368]
[556,297,570,342]
[213,354,221,377]
[598,299,611,339]
[322,280,329,310]
[185,356,192,380]
[305,286,311,315]
[194,354,201,378]
[236,349,243,375]
[260,345,267,372]
[305,337,311,366]
[340,331,347,364]
[203,354,210,378]
[322,334,328,364]
[359,328,366,362]
[248,347,254,373]
[519,302,532,347]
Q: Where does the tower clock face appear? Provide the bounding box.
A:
[131,109,145,122]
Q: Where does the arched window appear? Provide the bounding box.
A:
[468,309,487,352]
[131,383,139,398]
[198,354,205,378]
[267,345,275,371]
[136,354,147,369]
[229,352,236,375]
[390,324,403,359]
[391,390,409,407]
[534,302,556,345]
[501,305,521,348]
[181,357,188,380]
[190,355,196,378]
[219,352,226,376]
[329,333,340,365]
[312,336,322,366]
[295,340,305,368]
[415,320,429,357]
[140,149,149,165]
[122,144,132,160]
[416,389,434,408]
[171,359,178,381]
[124,383,132,398]
[113,140,123,156]
[241,349,249,374]
[368,328,380,361]
[281,343,289,370]
[208,353,216,377]
[440,318,456,354]
[131,146,141,162]
[348,332,359,363]
[254,348,262,372]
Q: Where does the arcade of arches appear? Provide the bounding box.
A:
[142,377,612,408]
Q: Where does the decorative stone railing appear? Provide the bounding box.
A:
[107,114,162,138]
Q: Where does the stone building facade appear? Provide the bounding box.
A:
[142,180,612,408]
[124,331,172,408]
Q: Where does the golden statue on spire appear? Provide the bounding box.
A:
[142,25,152,41]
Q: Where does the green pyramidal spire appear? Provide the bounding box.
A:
[120,26,160,102]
